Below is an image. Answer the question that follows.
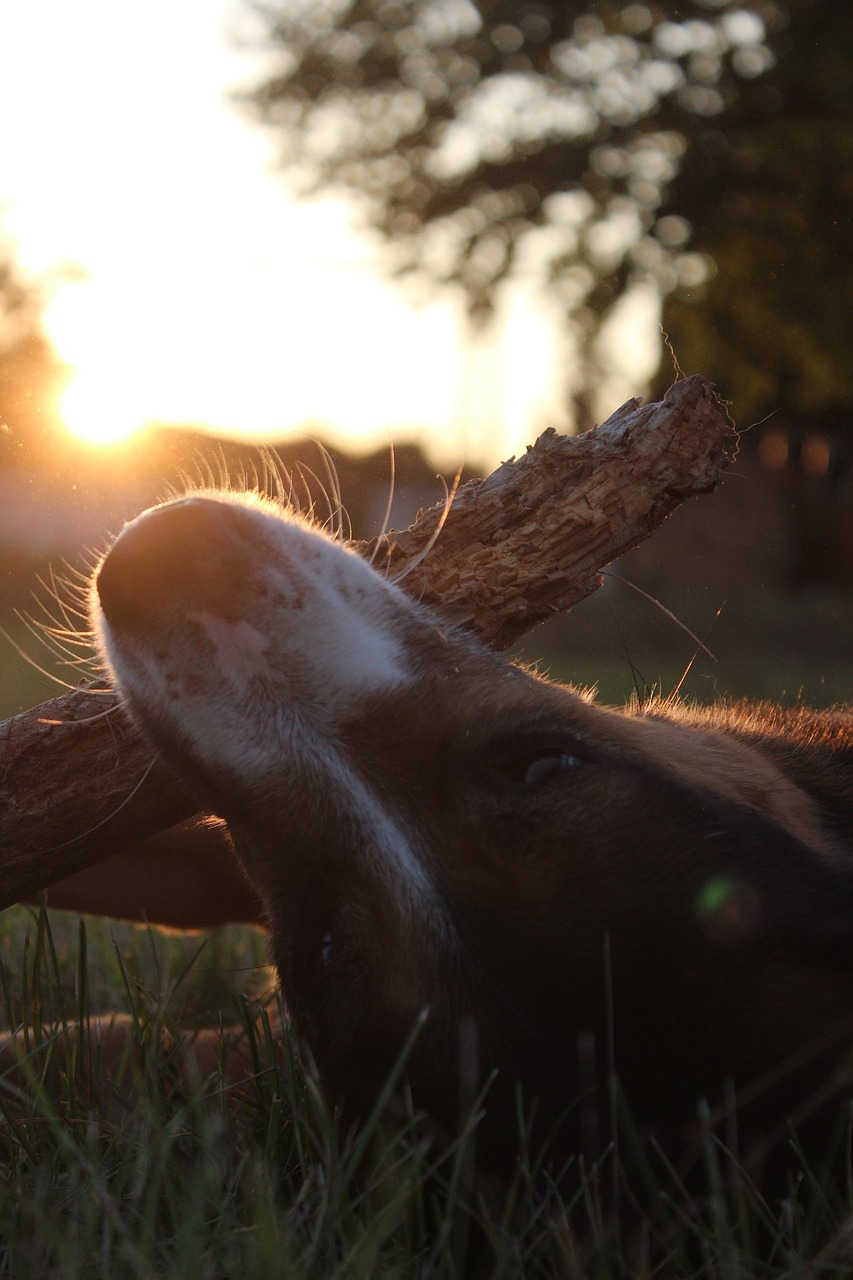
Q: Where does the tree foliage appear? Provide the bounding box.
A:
[0,239,64,463]
[655,0,853,423]
[244,0,852,423]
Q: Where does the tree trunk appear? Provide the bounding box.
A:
[0,375,733,907]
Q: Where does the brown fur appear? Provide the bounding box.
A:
[6,494,853,1187]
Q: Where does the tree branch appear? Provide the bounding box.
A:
[360,375,733,648]
[0,375,733,907]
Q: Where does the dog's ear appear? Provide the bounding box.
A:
[36,819,265,930]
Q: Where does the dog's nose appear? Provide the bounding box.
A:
[97,497,251,629]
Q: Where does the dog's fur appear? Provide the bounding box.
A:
[15,492,853,1176]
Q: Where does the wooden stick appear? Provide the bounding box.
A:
[359,375,733,648]
[0,376,733,907]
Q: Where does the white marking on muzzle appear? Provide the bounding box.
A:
[95,493,447,925]
[321,748,437,907]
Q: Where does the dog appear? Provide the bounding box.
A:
[18,489,853,1181]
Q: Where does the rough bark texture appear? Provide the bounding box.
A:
[0,683,197,911]
[0,375,733,907]
[358,375,734,647]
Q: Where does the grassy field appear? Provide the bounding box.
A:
[523,584,853,710]
[1,583,852,1276]
[2,908,853,1277]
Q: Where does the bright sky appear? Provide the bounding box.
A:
[0,0,658,468]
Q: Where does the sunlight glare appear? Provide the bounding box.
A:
[60,369,147,446]
[47,282,150,447]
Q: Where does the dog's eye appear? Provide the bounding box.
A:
[520,750,583,786]
[496,746,585,786]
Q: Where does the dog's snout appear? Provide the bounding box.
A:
[97,498,252,628]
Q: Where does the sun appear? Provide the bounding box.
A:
[46,283,152,447]
[58,367,148,447]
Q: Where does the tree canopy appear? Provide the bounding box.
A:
[0,238,64,463]
[654,0,853,424]
[243,0,852,426]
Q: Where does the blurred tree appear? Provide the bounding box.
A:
[0,237,64,465]
[243,0,851,427]
[656,0,853,426]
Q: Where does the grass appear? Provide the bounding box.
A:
[2,911,853,1277]
[517,585,853,710]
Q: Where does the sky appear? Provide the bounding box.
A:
[0,0,658,469]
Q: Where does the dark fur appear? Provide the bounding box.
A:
[79,496,853,1180]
